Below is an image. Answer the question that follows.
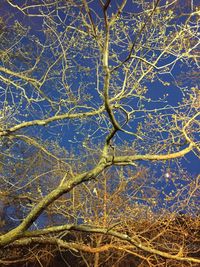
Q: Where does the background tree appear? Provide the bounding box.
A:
[0,166,199,266]
[0,0,199,266]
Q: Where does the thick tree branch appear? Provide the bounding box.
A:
[0,158,108,247]
[7,224,200,264]
[0,106,104,137]
[112,143,194,164]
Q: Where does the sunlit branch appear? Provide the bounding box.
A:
[182,112,200,144]
[0,1,199,265]
[112,143,194,164]
[0,106,105,137]
[0,156,108,247]
[111,0,161,72]
[0,66,41,87]
[9,224,200,264]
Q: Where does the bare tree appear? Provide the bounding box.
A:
[0,0,199,265]
[0,167,199,266]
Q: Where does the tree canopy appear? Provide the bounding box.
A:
[0,0,199,266]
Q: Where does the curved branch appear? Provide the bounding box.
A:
[9,224,200,264]
[182,112,200,144]
[0,106,104,137]
[0,158,108,247]
[0,66,41,86]
[111,143,194,164]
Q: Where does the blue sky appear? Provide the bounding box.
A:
[0,0,199,218]
[0,1,199,166]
